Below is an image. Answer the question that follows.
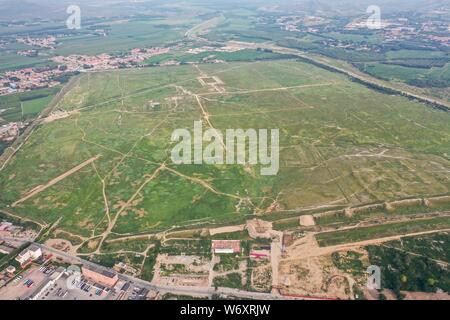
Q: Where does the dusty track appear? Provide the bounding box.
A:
[199,83,334,97]
[164,166,242,200]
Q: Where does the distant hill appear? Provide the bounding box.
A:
[0,0,60,20]
[1,0,445,22]
[275,0,449,15]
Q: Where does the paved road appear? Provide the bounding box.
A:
[1,238,308,300]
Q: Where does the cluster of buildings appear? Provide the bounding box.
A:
[0,265,16,288]
[386,21,449,47]
[211,240,241,254]
[0,123,21,143]
[345,17,450,47]
[276,15,329,33]
[0,220,281,299]
[211,239,271,260]
[16,36,56,49]
[16,49,38,57]
[0,66,63,95]
[276,16,301,32]
[78,265,151,300]
[0,222,20,236]
[15,245,43,268]
[0,220,44,288]
[0,241,130,300]
[0,220,42,258]
[212,239,268,256]
[51,47,171,72]
[113,262,139,277]
[344,19,392,31]
[0,239,22,289]
[0,220,36,240]
[0,46,171,97]
[1,244,43,288]
[426,35,450,47]
[274,12,449,52]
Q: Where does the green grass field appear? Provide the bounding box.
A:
[0,53,55,72]
[384,231,450,264]
[1,60,450,245]
[0,87,60,123]
[145,49,293,65]
[53,20,189,56]
[359,62,450,87]
[316,216,450,247]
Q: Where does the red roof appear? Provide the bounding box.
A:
[212,240,241,252]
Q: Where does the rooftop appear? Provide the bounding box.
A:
[83,264,117,279]
[211,240,241,252]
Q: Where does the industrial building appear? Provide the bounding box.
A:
[211,240,241,254]
[15,244,42,267]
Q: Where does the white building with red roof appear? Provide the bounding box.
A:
[211,240,241,254]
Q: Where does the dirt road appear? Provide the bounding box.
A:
[284,228,450,261]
